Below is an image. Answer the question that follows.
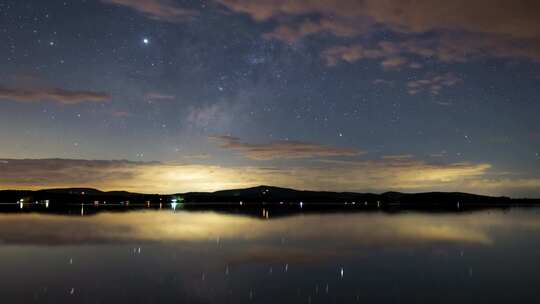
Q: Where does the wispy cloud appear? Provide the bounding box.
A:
[209,135,362,160]
[219,0,540,62]
[407,73,461,95]
[321,36,540,70]
[0,158,296,193]
[0,86,111,104]
[144,92,175,100]
[322,42,426,70]
[218,0,540,40]
[262,19,363,44]
[322,44,394,68]
[101,0,197,22]
[110,110,132,117]
[1,158,539,196]
[382,154,414,160]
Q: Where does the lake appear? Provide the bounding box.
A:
[1,207,539,303]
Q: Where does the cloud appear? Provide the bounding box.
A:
[382,154,413,160]
[101,0,197,22]
[1,158,539,196]
[321,42,416,69]
[110,110,132,117]
[219,0,540,62]
[309,158,494,192]
[407,73,461,95]
[218,0,540,39]
[322,36,540,70]
[144,92,175,100]
[0,86,111,104]
[209,135,362,160]
[0,158,267,193]
[381,56,408,70]
[322,44,387,67]
[262,19,364,44]
[0,159,147,187]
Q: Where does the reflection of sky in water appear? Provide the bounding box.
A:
[1,209,539,303]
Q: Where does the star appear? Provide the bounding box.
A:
[142,38,149,45]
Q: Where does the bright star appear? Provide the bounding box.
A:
[142,38,149,45]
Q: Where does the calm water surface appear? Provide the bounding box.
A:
[1,208,539,303]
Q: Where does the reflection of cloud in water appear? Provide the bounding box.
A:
[2,210,539,247]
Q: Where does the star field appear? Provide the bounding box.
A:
[0,0,539,196]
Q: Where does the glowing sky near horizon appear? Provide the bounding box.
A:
[0,0,539,195]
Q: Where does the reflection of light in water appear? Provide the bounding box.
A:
[171,202,178,210]
[340,267,344,278]
[299,202,303,208]
[2,211,536,247]
[45,200,49,208]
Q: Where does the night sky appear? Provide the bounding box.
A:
[1,0,539,196]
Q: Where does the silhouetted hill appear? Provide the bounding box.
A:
[0,186,538,212]
[0,188,161,207]
[178,186,528,206]
[38,188,135,196]
[39,188,105,195]
[181,185,381,203]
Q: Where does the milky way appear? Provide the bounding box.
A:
[0,0,539,195]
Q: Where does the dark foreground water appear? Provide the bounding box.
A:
[1,207,540,303]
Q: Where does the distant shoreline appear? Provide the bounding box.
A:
[1,186,539,212]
